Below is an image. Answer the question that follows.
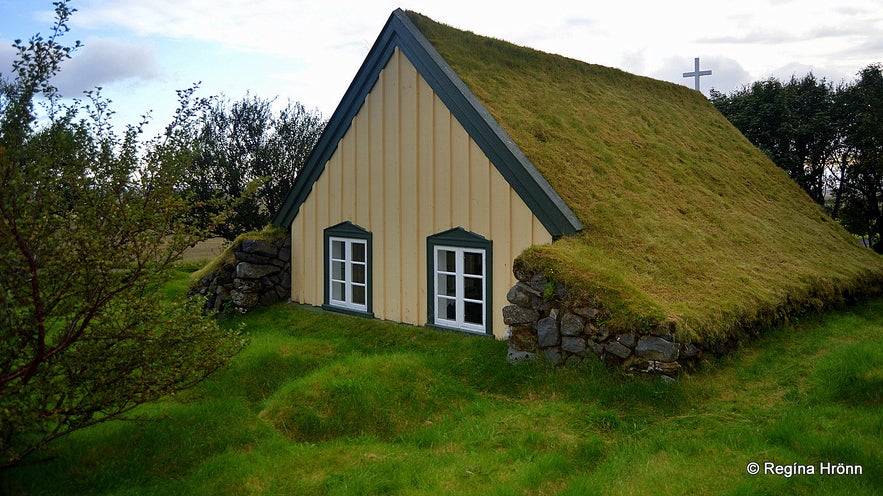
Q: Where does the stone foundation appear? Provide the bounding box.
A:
[504,269,702,379]
[189,237,291,315]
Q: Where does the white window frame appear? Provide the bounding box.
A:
[328,236,368,312]
[433,245,486,334]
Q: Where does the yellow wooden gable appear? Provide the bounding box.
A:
[275,10,581,337]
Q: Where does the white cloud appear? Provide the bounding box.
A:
[42,0,880,114]
[51,38,160,96]
[0,41,16,78]
[706,57,754,93]
[765,62,850,87]
[74,0,397,58]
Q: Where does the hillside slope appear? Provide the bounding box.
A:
[408,12,883,342]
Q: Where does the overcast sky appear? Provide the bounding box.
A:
[1,0,881,137]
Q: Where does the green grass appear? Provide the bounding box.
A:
[407,11,883,342]
[2,267,881,495]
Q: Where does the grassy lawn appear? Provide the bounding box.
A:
[3,266,881,495]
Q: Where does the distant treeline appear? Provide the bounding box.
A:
[710,64,883,252]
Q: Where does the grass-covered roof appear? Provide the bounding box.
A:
[406,11,883,342]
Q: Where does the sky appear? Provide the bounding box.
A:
[1,0,881,138]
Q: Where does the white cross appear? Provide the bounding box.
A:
[682,57,712,91]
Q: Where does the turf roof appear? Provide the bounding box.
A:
[405,11,883,342]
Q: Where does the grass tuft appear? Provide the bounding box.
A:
[260,353,474,442]
[810,338,883,407]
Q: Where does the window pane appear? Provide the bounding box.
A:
[437,297,456,320]
[464,276,482,300]
[437,274,456,297]
[464,251,483,275]
[332,261,345,281]
[352,285,366,305]
[352,263,365,284]
[332,240,345,260]
[332,281,345,301]
[464,301,483,325]
[352,242,366,263]
[437,249,455,272]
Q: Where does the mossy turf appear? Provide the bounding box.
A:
[407,11,883,342]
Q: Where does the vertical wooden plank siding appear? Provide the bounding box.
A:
[289,48,553,338]
[509,191,534,258]
[290,216,303,302]
[469,140,490,235]
[354,109,370,227]
[416,74,435,322]
[489,171,514,336]
[399,50,419,324]
[432,95,451,232]
[328,141,342,224]
[449,116,470,226]
[383,51,402,321]
[340,118,356,221]
[368,70,386,316]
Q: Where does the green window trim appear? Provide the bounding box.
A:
[323,221,374,317]
[426,227,493,335]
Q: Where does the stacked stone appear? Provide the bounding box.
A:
[503,269,700,380]
[190,237,291,315]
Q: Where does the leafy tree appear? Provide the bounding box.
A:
[836,64,883,251]
[0,1,246,467]
[785,74,838,204]
[182,94,324,241]
[710,74,837,205]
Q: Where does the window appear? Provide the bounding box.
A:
[324,222,372,315]
[329,237,367,310]
[427,228,492,334]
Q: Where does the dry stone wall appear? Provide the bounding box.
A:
[190,237,291,315]
[504,268,701,380]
